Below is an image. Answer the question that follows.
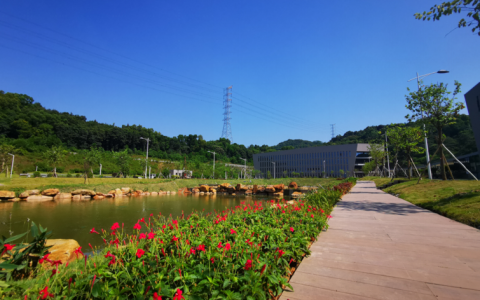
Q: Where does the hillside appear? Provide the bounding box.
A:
[273,139,325,150]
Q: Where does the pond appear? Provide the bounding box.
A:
[0,194,275,249]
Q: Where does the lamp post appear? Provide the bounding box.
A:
[99,164,102,176]
[323,160,325,178]
[271,162,275,179]
[8,153,14,178]
[140,137,150,179]
[207,151,216,179]
[408,70,449,180]
[240,158,247,179]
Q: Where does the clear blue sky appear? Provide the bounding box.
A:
[1,1,479,146]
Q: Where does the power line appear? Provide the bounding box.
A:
[221,86,233,142]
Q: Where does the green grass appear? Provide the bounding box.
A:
[363,176,480,228]
[0,176,341,195]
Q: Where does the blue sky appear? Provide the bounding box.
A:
[1,1,479,146]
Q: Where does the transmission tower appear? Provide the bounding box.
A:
[330,124,335,139]
[221,86,233,142]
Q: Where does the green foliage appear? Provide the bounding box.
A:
[43,145,66,176]
[414,0,480,36]
[275,139,324,151]
[32,171,40,178]
[386,125,425,179]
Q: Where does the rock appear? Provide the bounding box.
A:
[219,183,231,189]
[166,191,171,195]
[253,185,258,193]
[292,192,303,198]
[115,189,123,197]
[42,189,60,196]
[265,185,276,193]
[199,185,210,192]
[121,187,131,194]
[245,190,253,194]
[257,186,266,193]
[72,195,91,201]
[19,191,29,198]
[210,189,216,194]
[171,191,176,195]
[93,195,104,200]
[287,200,296,205]
[108,190,116,195]
[26,195,53,202]
[151,192,158,196]
[192,188,200,193]
[0,191,15,198]
[104,194,113,198]
[71,189,96,196]
[231,193,236,196]
[273,192,284,197]
[297,186,309,191]
[143,192,150,196]
[45,239,81,265]
[236,184,249,191]
[273,184,284,191]
[7,197,20,202]
[54,193,72,200]
[200,192,205,195]
[288,181,298,189]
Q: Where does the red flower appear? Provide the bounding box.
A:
[290,227,294,233]
[90,228,100,234]
[105,251,115,258]
[260,264,267,275]
[153,292,162,300]
[327,215,332,219]
[73,247,84,259]
[245,259,253,270]
[139,217,145,223]
[311,214,314,218]
[108,256,116,266]
[1,244,15,256]
[111,222,120,231]
[139,233,146,239]
[217,242,223,249]
[172,236,178,242]
[210,257,215,263]
[173,289,184,300]
[150,213,154,217]
[133,223,141,230]
[190,248,196,254]
[162,225,166,229]
[225,242,231,251]
[278,249,285,258]
[230,229,237,234]
[39,286,54,299]
[50,260,62,268]
[49,269,57,278]
[136,249,145,258]
[39,253,51,264]
[147,232,155,239]
[197,244,206,252]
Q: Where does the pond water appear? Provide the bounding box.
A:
[0,194,276,249]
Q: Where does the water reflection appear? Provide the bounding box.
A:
[0,194,271,249]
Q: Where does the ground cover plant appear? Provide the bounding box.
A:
[364,176,480,228]
[0,182,350,299]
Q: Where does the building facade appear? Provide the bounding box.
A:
[253,144,371,178]
[464,82,480,156]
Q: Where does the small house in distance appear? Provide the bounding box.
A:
[170,169,193,178]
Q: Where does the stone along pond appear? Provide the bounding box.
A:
[0,194,267,249]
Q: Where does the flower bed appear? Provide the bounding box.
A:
[2,181,353,299]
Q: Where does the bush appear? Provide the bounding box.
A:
[6,193,340,299]
[66,173,72,178]
[46,173,53,178]
[75,173,80,178]
[32,171,40,178]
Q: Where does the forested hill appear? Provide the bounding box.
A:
[0,91,276,164]
[273,139,324,150]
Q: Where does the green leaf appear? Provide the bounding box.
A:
[0,263,18,270]
[4,232,27,243]
[223,279,231,289]
[92,282,101,297]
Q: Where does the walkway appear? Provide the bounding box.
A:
[281,181,480,300]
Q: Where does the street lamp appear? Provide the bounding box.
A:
[140,137,150,179]
[240,158,247,179]
[8,153,14,179]
[99,164,102,176]
[271,161,275,179]
[323,160,325,178]
[207,151,216,179]
[408,70,449,180]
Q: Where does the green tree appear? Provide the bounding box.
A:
[415,0,480,36]
[81,147,102,183]
[44,145,66,177]
[0,144,15,177]
[405,81,464,180]
[267,170,272,179]
[113,149,131,178]
[339,169,345,178]
[283,170,288,178]
[367,143,385,176]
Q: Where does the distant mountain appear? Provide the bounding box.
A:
[273,139,325,151]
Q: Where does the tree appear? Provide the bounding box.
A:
[81,147,102,183]
[267,170,272,179]
[367,143,385,176]
[0,144,15,177]
[386,125,425,180]
[113,149,131,178]
[339,169,345,178]
[405,81,464,180]
[283,170,288,178]
[43,146,66,177]
[415,1,480,36]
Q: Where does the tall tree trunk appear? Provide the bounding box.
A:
[54,166,57,178]
[438,128,447,180]
[407,156,411,180]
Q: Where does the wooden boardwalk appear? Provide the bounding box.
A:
[280,181,480,300]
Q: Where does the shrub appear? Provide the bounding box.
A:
[66,173,72,178]
[75,174,80,178]
[32,171,40,178]
[5,195,339,299]
[46,173,53,178]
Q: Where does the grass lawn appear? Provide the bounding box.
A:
[0,176,341,195]
[363,176,480,228]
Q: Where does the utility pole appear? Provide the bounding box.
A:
[8,153,14,179]
[323,160,325,178]
[330,124,335,140]
[207,151,216,179]
[99,164,102,176]
[221,86,233,142]
[240,158,247,179]
[271,162,276,179]
[140,137,150,179]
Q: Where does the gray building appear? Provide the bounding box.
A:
[464,82,480,156]
[253,144,371,178]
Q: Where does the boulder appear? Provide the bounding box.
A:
[288,181,298,189]
[273,184,285,191]
[71,189,96,196]
[192,188,200,193]
[199,185,210,192]
[292,192,303,198]
[42,189,60,196]
[200,192,205,195]
[93,195,104,200]
[171,191,176,195]
[245,190,253,195]
[236,184,249,191]
[231,193,236,196]
[210,189,216,194]
[26,195,53,202]
[121,187,131,194]
[253,185,258,193]
[108,190,116,195]
[0,191,15,198]
[151,192,158,196]
[257,186,266,193]
[45,239,81,265]
[297,186,309,191]
[104,194,114,198]
[115,189,123,197]
[219,183,231,188]
[72,195,91,201]
[54,193,72,200]
[265,185,276,193]
[7,197,20,202]
[166,191,171,195]
[273,192,284,197]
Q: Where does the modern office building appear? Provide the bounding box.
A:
[253,144,371,178]
[464,82,480,157]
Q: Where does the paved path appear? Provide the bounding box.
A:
[280,181,480,300]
